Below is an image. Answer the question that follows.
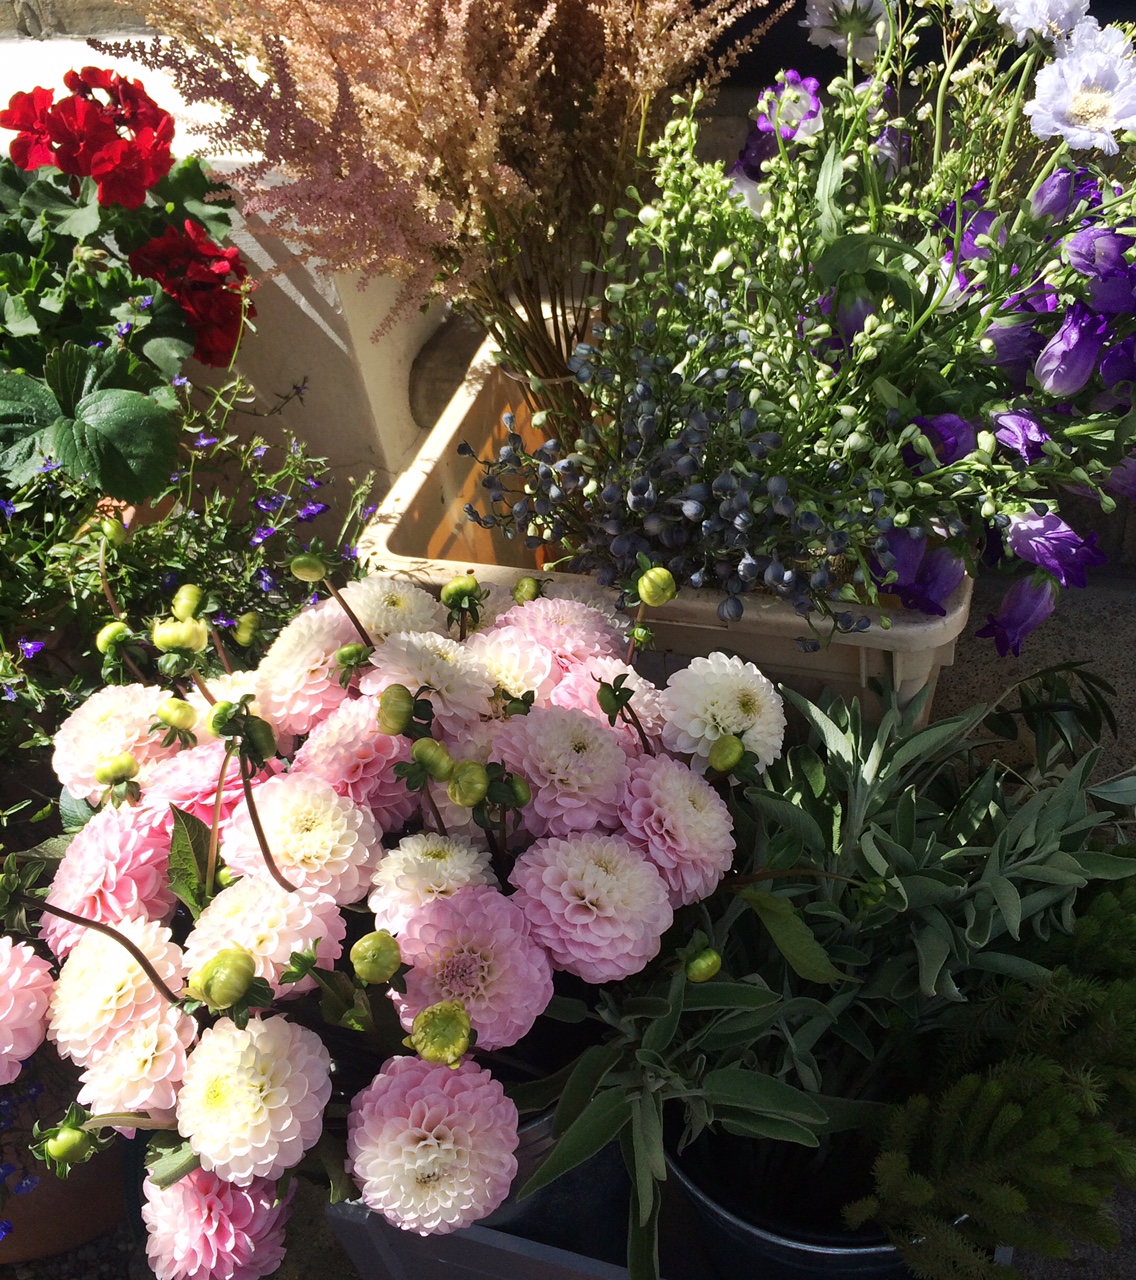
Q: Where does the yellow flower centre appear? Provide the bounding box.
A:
[1068,86,1114,130]
[204,1076,232,1112]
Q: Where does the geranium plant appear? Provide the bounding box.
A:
[469,1,1136,652]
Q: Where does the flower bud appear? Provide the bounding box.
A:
[336,643,371,671]
[350,931,402,985]
[447,761,489,809]
[244,716,277,761]
[170,584,204,622]
[637,567,677,608]
[596,683,621,718]
[685,949,722,983]
[234,612,260,646]
[100,517,126,547]
[187,947,257,1012]
[289,553,327,583]
[440,574,479,607]
[512,576,543,605]
[157,697,197,731]
[403,999,471,1068]
[95,620,129,654]
[206,700,237,737]
[377,684,414,735]
[411,737,455,782]
[45,1125,95,1165]
[509,775,532,808]
[707,734,745,774]
[94,753,139,785]
[152,617,209,653]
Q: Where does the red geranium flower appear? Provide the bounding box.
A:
[0,86,58,170]
[129,220,256,367]
[46,92,119,177]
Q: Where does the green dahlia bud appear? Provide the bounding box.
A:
[206,700,237,737]
[215,866,236,888]
[244,716,278,762]
[151,617,208,653]
[336,643,371,670]
[447,761,489,809]
[187,946,257,1012]
[157,697,197,731]
[411,737,455,782]
[403,999,471,1068]
[511,576,542,605]
[509,775,532,808]
[596,683,621,718]
[100,517,127,547]
[170,583,205,622]
[707,734,745,775]
[628,623,653,648]
[377,684,415,735]
[234,612,260,646]
[95,620,130,655]
[45,1126,95,1166]
[685,948,723,984]
[94,753,138,785]
[440,574,479,608]
[350,931,402,985]
[637,566,677,608]
[289,553,327,583]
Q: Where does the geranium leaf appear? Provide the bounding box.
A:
[0,370,59,485]
[53,387,177,502]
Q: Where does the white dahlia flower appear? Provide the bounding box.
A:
[177,1015,331,1185]
[359,631,495,734]
[77,1011,195,1126]
[339,573,447,640]
[253,601,356,737]
[185,671,267,744]
[660,653,786,772]
[368,833,496,935]
[463,625,557,703]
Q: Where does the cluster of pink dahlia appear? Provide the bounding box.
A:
[619,753,735,906]
[0,937,54,1085]
[509,833,673,983]
[347,1056,518,1235]
[53,683,176,802]
[142,1168,294,1280]
[40,802,174,958]
[490,596,625,672]
[394,885,553,1051]
[292,694,417,831]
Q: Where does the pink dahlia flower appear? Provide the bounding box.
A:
[253,600,356,737]
[490,596,625,672]
[549,656,666,753]
[359,630,495,736]
[142,1167,294,1280]
[291,694,418,833]
[509,833,672,983]
[183,878,345,998]
[177,1016,331,1185]
[0,937,53,1085]
[143,741,259,829]
[463,625,558,702]
[53,682,177,802]
[77,1010,195,1128]
[394,885,553,1051]
[493,706,628,838]
[347,1056,518,1235]
[40,802,174,959]
[619,754,735,906]
[222,773,380,905]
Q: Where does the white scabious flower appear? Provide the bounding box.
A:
[254,601,356,737]
[369,833,496,934]
[177,1016,331,1185]
[1025,20,1136,154]
[77,1013,195,1125]
[52,683,175,802]
[183,877,346,998]
[48,917,185,1066]
[660,653,786,772]
[359,630,495,734]
[339,573,448,641]
[993,0,1088,44]
[801,0,890,64]
[222,773,380,904]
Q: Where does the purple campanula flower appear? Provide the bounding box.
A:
[914,414,977,465]
[731,126,777,183]
[871,537,965,616]
[1031,167,1101,220]
[0,499,14,519]
[1104,455,1136,503]
[873,125,908,183]
[1034,303,1109,396]
[993,409,1051,464]
[834,275,875,347]
[250,525,276,548]
[297,501,330,522]
[755,71,824,142]
[985,316,1046,389]
[1006,511,1105,587]
[1065,226,1136,313]
[17,639,44,659]
[938,180,1002,261]
[1101,335,1136,391]
[975,577,1058,656]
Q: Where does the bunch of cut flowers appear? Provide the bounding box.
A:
[0,556,797,1280]
[469,0,1136,654]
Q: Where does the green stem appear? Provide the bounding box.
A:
[205,744,236,899]
[988,49,1040,202]
[932,21,978,172]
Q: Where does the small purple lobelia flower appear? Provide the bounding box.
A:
[754,71,824,142]
[993,409,1051,464]
[1006,511,1106,588]
[250,525,276,547]
[296,501,330,523]
[976,577,1058,656]
[1034,302,1109,396]
[1031,167,1101,220]
[17,638,44,660]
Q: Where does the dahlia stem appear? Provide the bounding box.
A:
[191,670,217,706]
[324,578,372,647]
[238,753,298,893]
[625,603,647,666]
[421,781,449,838]
[205,744,236,899]
[620,701,654,756]
[29,900,180,1005]
[210,626,234,675]
[82,1112,179,1132]
[98,537,122,620]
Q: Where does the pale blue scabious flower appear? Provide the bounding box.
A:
[800,0,890,64]
[993,0,1088,46]
[1025,20,1136,154]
